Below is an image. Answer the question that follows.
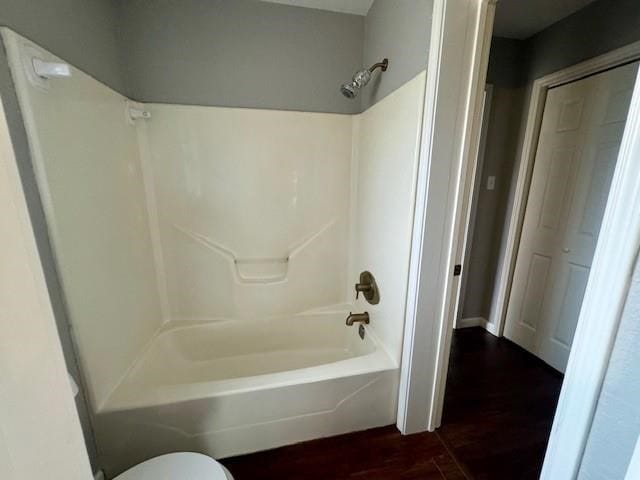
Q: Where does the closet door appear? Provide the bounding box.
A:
[504,61,638,372]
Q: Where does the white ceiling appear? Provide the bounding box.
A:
[493,0,599,39]
[259,0,374,16]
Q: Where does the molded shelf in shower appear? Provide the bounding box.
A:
[234,258,288,283]
[173,220,336,285]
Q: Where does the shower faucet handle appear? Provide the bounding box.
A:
[354,271,380,305]
[355,283,372,299]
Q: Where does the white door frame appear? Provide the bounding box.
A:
[398,2,640,477]
[397,0,496,433]
[540,62,640,480]
[490,40,640,336]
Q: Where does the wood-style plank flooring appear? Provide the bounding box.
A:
[224,426,468,479]
[439,327,563,479]
[223,327,562,479]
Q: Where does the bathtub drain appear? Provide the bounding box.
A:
[359,324,366,340]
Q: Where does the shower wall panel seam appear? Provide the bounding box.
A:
[134,117,172,324]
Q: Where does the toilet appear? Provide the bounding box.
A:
[114,452,234,480]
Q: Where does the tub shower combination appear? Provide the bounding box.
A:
[3,28,426,476]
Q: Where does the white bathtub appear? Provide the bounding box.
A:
[94,313,398,476]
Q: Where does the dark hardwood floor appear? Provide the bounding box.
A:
[439,327,563,479]
[223,327,562,479]
[224,426,468,479]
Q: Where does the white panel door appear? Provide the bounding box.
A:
[504,61,638,372]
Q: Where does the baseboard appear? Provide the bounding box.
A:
[483,319,500,337]
[456,317,486,329]
[457,317,499,337]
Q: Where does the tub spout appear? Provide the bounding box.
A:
[346,312,370,326]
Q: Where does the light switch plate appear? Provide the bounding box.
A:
[487,175,496,190]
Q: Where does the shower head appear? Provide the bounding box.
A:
[340,82,358,99]
[340,58,389,99]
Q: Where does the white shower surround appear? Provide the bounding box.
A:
[3,29,426,475]
[3,30,164,407]
[138,73,425,363]
[139,104,353,322]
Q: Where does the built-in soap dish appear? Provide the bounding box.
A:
[174,221,338,285]
[235,258,289,284]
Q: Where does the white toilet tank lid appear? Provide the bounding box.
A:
[114,452,233,480]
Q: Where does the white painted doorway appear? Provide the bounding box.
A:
[397,0,640,470]
[504,61,639,372]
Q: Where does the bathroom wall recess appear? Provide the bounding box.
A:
[1,0,432,475]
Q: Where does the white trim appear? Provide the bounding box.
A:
[540,66,640,480]
[456,317,486,329]
[455,317,499,337]
[490,40,640,337]
[483,319,499,336]
[397,0,495,434]
[429,0,496,430]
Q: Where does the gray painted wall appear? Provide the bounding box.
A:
[523,0,640,82]
[486,37,526,88]
[116,0,364,114]
[462,85,524,319]
[0,41,98,469]
[0,0,124,93]
[0,0,433,114]
[462,37,527,320]
[116,0,432,114]
[578,255,640,479]
[360,0,432,111]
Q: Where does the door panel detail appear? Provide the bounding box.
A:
[504,61,638,372]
